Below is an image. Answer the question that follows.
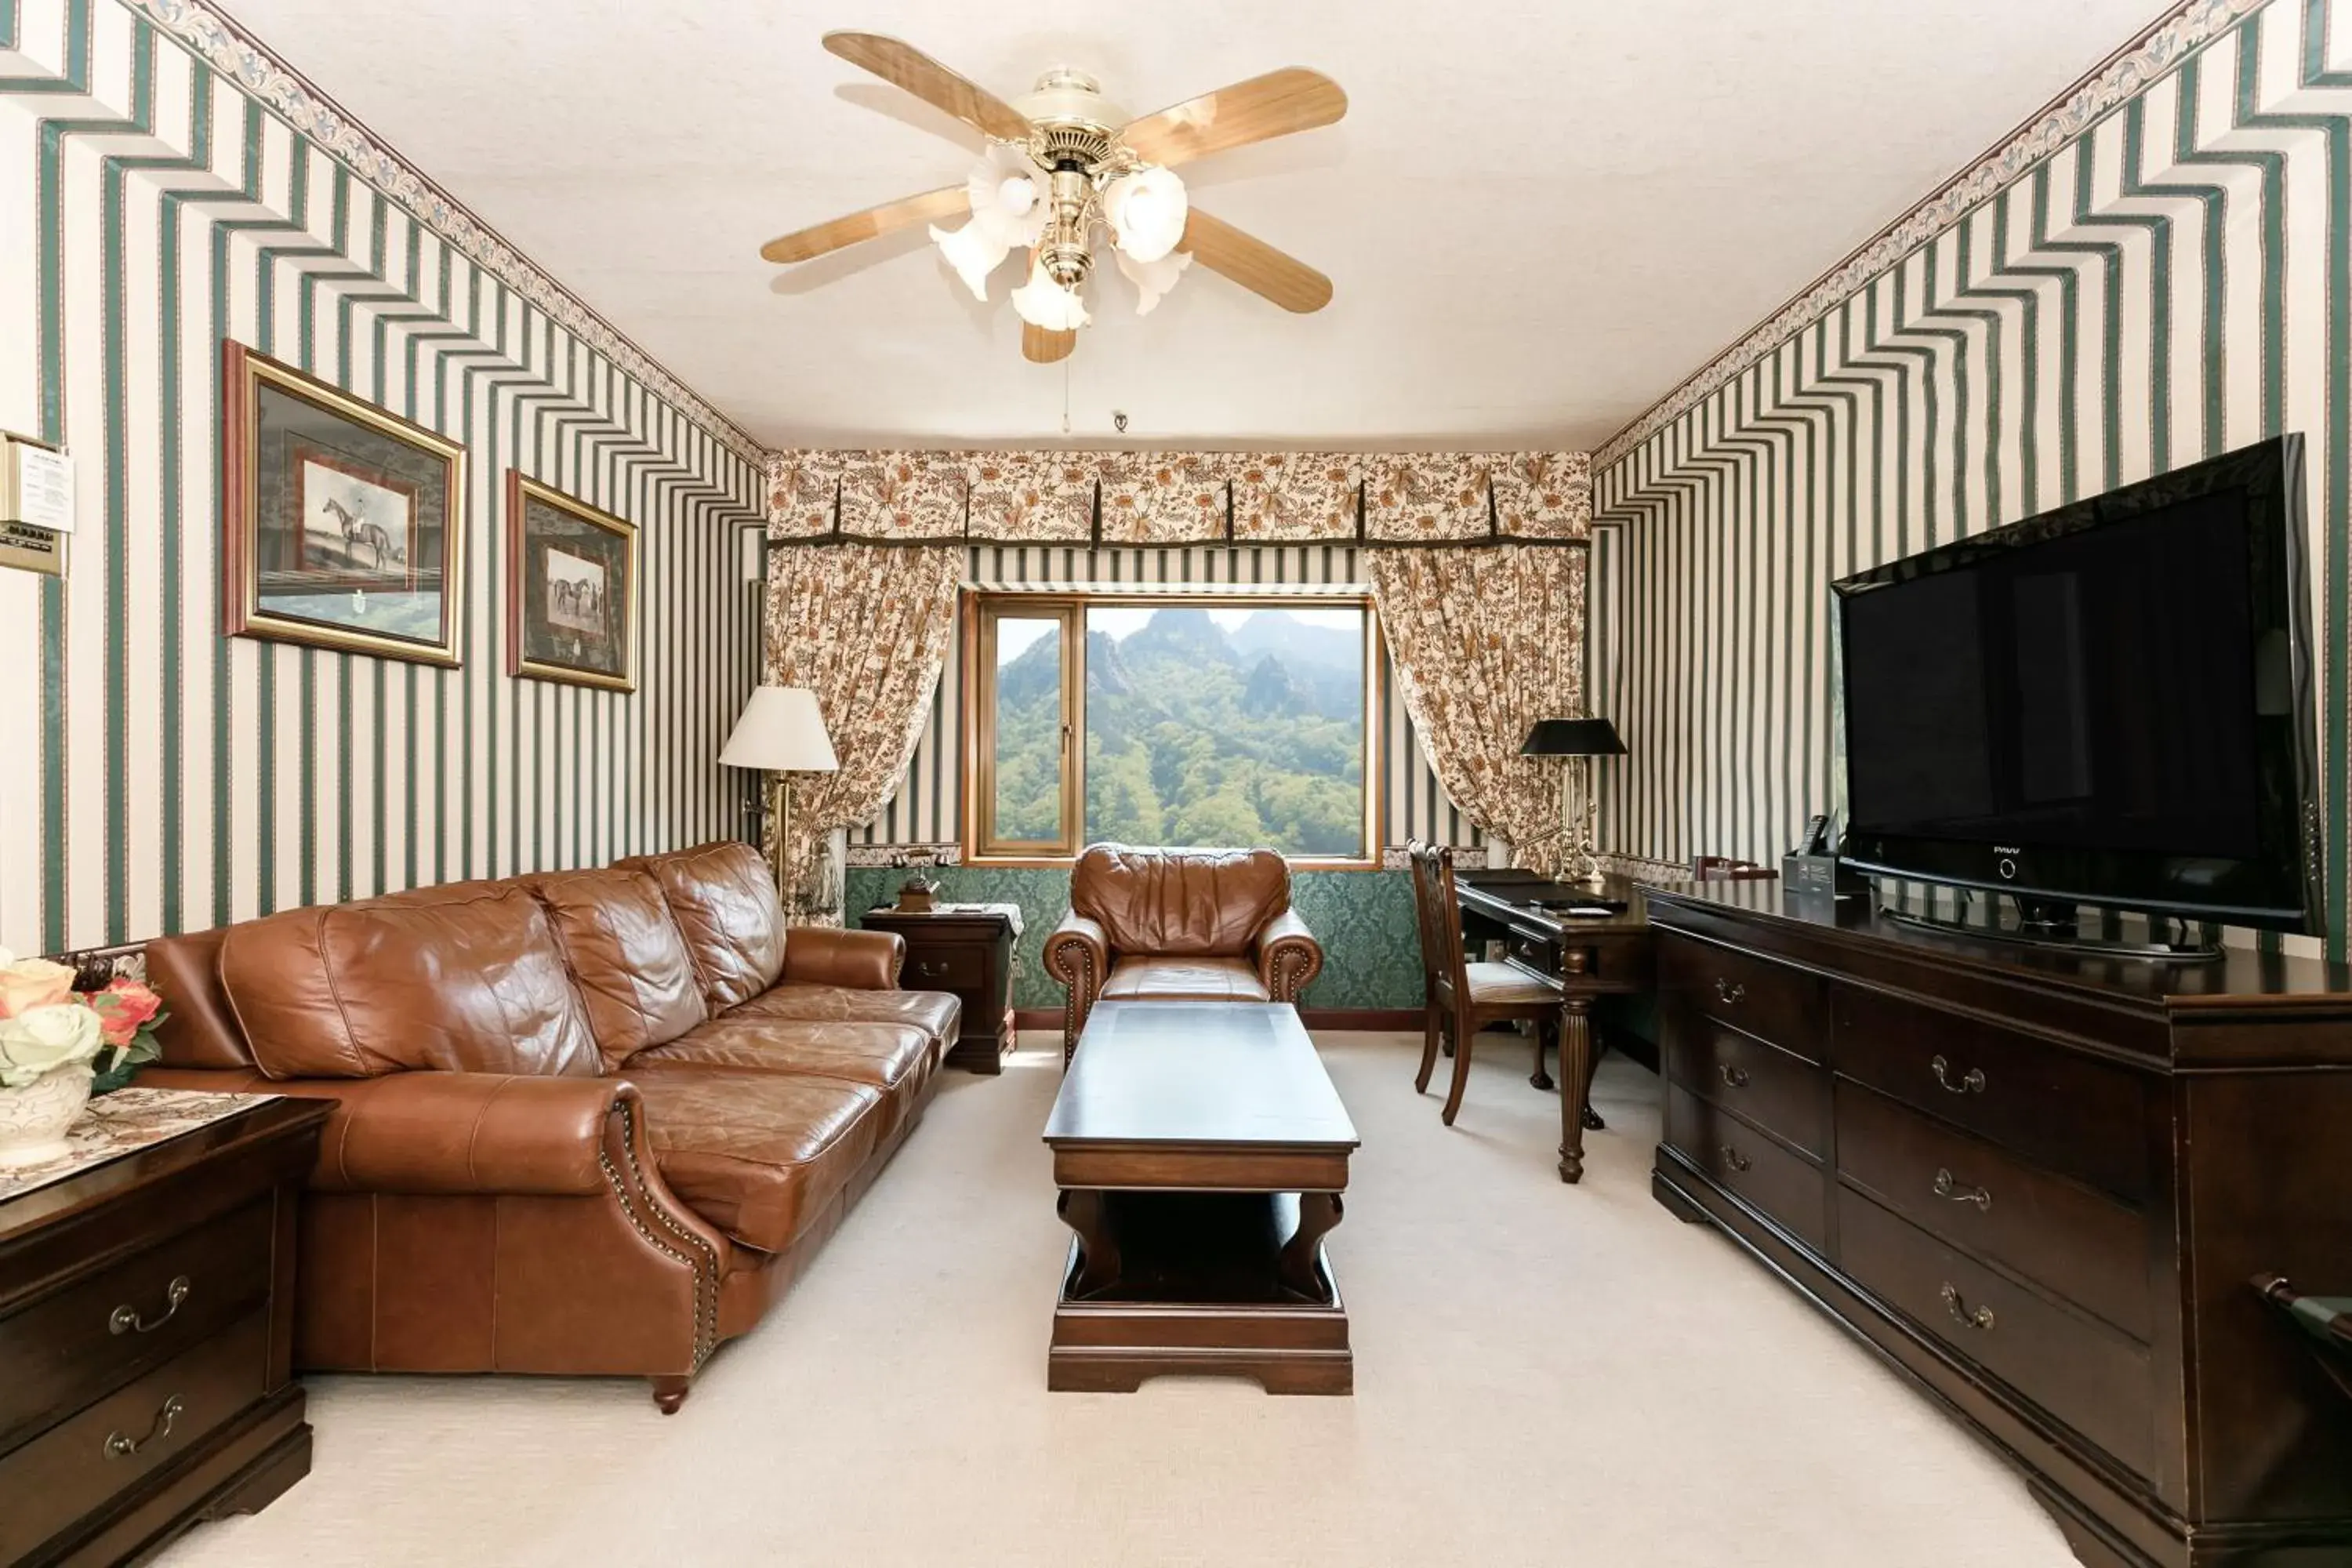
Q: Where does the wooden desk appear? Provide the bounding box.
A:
[1454,870,1654,1183]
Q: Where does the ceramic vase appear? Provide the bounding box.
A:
[0,1062,95,1168]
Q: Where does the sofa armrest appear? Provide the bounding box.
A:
[1043,913,1109,1059]
[782,927,904,989]
[141,1067,630,1196]
[1254,907,1326,1003]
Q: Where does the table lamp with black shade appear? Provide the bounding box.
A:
[1521,717,1626,890]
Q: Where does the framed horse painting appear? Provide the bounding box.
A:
[504,470,639,692]
[221,342,465,665]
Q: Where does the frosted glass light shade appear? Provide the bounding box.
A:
[930,220,1010,301]
[1115,245,1192,316]
[966,147,1047,247]
[1104,165,1188,263]
[1009,254,1091,331]
[719,686,837,772]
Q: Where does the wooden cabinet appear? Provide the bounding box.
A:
[1647,881,2352,1568]
[858,905,1019,1073]
[0,1094,331,1566]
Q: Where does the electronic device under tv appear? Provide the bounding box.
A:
[1831,435,2321,958]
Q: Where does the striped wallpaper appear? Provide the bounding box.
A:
[850,543,1486,855]
[1591,0,2350,957]
[0,0,765,956]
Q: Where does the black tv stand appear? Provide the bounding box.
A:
[1878,889,2223,963]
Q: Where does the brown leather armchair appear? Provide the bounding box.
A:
[1042,844,1324,1060]
[136,841,962,1413]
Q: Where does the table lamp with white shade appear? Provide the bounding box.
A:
[720,685,838,896]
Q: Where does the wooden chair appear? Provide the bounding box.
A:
[1406,840,1563,1127]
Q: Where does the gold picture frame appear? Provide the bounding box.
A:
[506,470,640,693]
[221,342,466,665]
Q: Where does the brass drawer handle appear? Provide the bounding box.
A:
[1930,1054,1987,1094]
[1933,1168,1991,1210]
[109,1275,191,1336]
[1718,1063,1750,1089]
[1940,1283,1994,1331]
[103,1395,183,1459]
[1720,1144,1752,1173]
[1715,979,1746,1006]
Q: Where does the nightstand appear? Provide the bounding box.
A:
[0,1091,332,1566]
[860,904,1021,1073]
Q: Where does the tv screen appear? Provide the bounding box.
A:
[1834,437,2320,934]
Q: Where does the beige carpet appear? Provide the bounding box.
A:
[162,1033,2076,1568]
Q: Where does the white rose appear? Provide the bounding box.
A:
[0,946,13,967]
[0,1003,103,1088]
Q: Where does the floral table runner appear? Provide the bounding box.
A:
[0,1088,272,1203]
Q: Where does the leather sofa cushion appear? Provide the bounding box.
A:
[144,927,252,1070]
[622,842,786,1011]
[528,867,707,1068]
[629,1068,883,1254]
[728,983,963,1054]
[218,884,601,1080]
[1070,844,1290,957]
[630,1015,935,1096]
[1099,955,1272,1003]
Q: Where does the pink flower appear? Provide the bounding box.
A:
[82,978,164,1048]
[0,955,75,1020]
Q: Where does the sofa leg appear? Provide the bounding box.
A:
[651,1376,692,1414]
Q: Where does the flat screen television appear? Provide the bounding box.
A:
[1831,435,2321,940]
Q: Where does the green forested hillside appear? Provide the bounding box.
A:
[990,608,1366,855]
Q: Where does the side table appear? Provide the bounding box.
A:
[860,904,1021,1073]
[0,1091,332,1566]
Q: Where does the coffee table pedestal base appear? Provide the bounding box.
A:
[1048,1239,1352,1396]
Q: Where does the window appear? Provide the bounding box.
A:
[964,592,1377,865]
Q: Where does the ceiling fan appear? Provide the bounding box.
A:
[760,33,1347,364]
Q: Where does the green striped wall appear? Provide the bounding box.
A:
[0,0,765,956]
[1592,0,2351,959]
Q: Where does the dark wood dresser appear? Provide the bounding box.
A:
[858,904,1018,1073]
[1645,881,2352,1568]
[0,1094,331,1566]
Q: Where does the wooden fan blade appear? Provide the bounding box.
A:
[760,186,967,264]
[1022,323,1076,364]
[822,32,1033,143]
[1178,209,1333,313]
[1120,67,1346,169]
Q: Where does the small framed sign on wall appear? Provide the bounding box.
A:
[505,470,639,692]
[221,342,466,665]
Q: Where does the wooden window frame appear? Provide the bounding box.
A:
[960,587,1383,871]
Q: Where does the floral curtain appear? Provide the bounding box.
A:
[763,545,964,924]
[1367,546,1588,877]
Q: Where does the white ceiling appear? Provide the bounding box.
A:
[221,0,2164,452]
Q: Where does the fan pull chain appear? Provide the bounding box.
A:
[1062,357,1072,436]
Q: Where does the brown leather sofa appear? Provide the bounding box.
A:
[1041,844,1323,1059]
[136,840,960,1412]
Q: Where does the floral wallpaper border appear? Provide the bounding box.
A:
[1592,0,2254,470]
[767,448,1592,545]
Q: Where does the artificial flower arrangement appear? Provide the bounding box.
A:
[0,949,169,1167]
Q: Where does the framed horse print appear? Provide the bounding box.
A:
[505,470,639,692]
[221,342,465,665]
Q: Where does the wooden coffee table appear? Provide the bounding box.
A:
[1042,1000,1360,1396]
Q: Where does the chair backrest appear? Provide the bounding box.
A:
[1405,840,1471,1004]
[1692,855,1777,882]
[1068,843,1290,956]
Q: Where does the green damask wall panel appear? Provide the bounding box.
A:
[845,867,1423,1010]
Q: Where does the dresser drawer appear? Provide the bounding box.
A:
[1664,1083,1826,1252]
[0,1310,271,1563]
[904,946,985,991]
[1835,1081,2150,1341]
[0,1196,275,1449]
[1668,1016,1827,1159]
[1832,985,2151,1200]
[1660,934,1824,1056]
[1837,1188,2154,1477]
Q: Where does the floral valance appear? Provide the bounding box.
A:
[767,448,1591,546]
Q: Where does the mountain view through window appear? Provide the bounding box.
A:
[988,604,1367,858]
